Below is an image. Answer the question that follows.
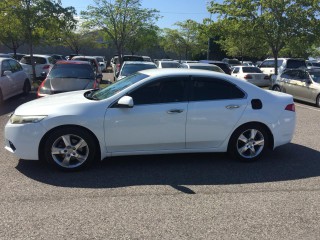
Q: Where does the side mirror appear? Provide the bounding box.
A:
[3,70,12,76]
[306,78,312,84]
[117,96,133,108]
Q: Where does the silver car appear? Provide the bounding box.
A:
[271,68,320,107]
[0,57,31,104]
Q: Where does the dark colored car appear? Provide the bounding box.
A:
[199,60,232,75]
[37,60,101,97]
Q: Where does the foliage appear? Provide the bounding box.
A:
[81,0,160,63]
[209,0,320,74]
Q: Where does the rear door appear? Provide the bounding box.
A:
[186,76,248,149]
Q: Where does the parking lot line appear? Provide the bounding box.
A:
[295,103,320,112]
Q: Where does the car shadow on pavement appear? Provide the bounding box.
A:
[16,143,320,191]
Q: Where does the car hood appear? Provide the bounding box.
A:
[47,77,94,92]
[14,90,94,116]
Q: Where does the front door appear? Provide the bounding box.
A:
[105,76,189,153]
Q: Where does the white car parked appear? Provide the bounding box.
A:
[0,57,32,103]
[5,69,296,171]
[232,66,270,87]
[20,54,55,79]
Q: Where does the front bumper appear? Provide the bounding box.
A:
[4,121,47,160]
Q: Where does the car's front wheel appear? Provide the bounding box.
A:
[23,80,31,95]
[228,124,269,162]
[316,94,320,108]
[43,127,97,171]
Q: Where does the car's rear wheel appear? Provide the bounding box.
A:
[23,80,31,95]
[228,124,269,162]
[43,127,97,171]
[272,85,281,92]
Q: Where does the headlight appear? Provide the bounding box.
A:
[10,114,47,124]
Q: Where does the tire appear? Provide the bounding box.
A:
[272,85,281,92]
[228,123,269,162]
[43,127,97,171]
[23,80,31,95]
[316,95,320,108]
[0,88,3,105]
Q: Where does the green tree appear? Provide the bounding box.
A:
[81,0,159,64]
[0,0,25,58]
[209,0,320,74]
[159,28,186,59]
[5,0,76,80]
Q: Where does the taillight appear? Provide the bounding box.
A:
[244,74,252,79]
[42,65,50,69]
[285,103,295,112]
[37,79,52,97]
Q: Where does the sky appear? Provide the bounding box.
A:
[60,0,216,29]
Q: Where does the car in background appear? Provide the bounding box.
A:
[231,66,270,87]
[179,62,225,73]
[50,54,66,61]
[271,68,320,107]
[71,56,102,75]
[111,55,144,81]
[199,60,232,75]
[242,61,254,66]
[258,58,307,77]
[156,60,181,68]
[222,58,241,67]
[5,68,296,171]
[142,56,152,62]
[37,60,101,97]
[8,53,25,61]
[94,56,107,72]
[306,60,320,69]
[116,61,157,81]
[0,53,13,58]
[0,57,31,104]
[20,54,56,79]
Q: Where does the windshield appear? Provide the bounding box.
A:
[49,64,95,79]
[309,71,320,83]
[91,73,149,100]
[242,67,262,73]
[121,64,156,76]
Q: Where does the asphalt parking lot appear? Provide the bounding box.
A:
[0,84,320,239]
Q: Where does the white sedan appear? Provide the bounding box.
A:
[232,66,270,87]
[0,57,32,104]
[5,69,296,171]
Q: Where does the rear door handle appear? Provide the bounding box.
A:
[226,105,240,109]
[167,109,184,114]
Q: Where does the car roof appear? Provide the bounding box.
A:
[199,60,226,64]
[22,54,52,58]
[139,68,228,77]
[55,60,90,65]
[183,63,216,67]
[0,57,14,61]
[123,61,156,65]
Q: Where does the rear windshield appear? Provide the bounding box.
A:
[286,59,306,68]
[123,56,144,61]
[48,64,95,79]
[228,59,241,65]
[190,65,224,73]
[96,57,104,62]
[242,67,262,73]
[161,62,180,68]
[121,64,156,76]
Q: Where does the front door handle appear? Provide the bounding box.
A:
[167,109,184,114]
[226,105,240,109]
